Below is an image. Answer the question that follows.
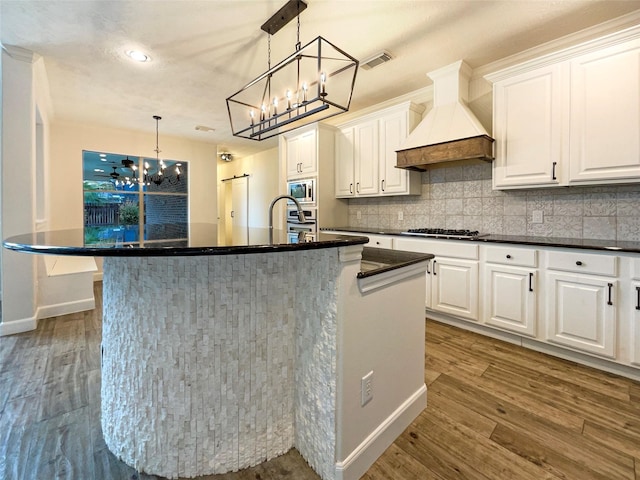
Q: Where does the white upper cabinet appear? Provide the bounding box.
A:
[334,128,355,196]
[569,39,640,183]
[335,102,423,198]
[380,110,412,194]
[487,31,640,189]
[285,128,317,179]
[354,119,380,196]
[491,64,564,188]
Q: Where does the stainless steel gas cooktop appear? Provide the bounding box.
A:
[400,228,488,239]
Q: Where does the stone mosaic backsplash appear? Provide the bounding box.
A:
[347,163,640,241]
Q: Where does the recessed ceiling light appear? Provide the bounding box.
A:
[94,168,104,172]
[99,153,106,157]
[126,50,150,62]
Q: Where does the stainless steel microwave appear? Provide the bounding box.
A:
[287,178,315,205]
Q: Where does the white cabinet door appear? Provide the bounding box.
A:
[483,264,537,337]
[431,257,479,321]
[546,272,616,358]
[298,129,317,175]
[379,110,409,195]
[286,134,301,177]
[492,64,563,188]
[335,128,355,197]
[354,120,379,196]
[286,129,317,178]
[569,38,640,183]
[631,281,640,366]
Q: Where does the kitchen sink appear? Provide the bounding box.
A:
[360,260,390,272]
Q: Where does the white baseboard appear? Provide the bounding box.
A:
[334,384,427,480]
[38,297,95,320]
[0,311,38,336]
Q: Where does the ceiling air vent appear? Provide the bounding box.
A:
[360,50,392,70]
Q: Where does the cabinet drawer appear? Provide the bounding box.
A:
[485,246,537,267]
[323,231,392,249]
[547,250,617,276]
[395,238,478,259]
[366,234,393,249]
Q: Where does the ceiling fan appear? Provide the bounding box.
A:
[94,165,121,179]
[120,156,136,170]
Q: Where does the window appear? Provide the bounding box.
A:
[82,150,188,244]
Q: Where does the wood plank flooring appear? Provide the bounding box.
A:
[2,282,640,479]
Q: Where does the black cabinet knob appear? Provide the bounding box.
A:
[506,255,512,259]
[576,261,583,266]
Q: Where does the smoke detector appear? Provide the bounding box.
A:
[360,50,393,70]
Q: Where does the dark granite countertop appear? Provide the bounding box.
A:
[3,224,368,257]
[323,227,640,254]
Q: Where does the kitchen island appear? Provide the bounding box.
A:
[4,224,431,480]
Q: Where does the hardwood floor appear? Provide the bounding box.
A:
[2,282,640,479]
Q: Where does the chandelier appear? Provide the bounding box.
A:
[226,0,358,141]
[141,115,181,186]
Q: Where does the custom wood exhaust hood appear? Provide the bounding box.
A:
[396,135,494,171]
[396,60,494,171]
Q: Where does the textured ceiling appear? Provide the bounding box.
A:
[2,0,640,159]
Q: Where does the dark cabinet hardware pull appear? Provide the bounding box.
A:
[529,272,534,292]
[607,283,613,306]
[349,183,353,194]
[506,254,512,259]
[552,161,557,180]
[433,259,437,276]
[426,261,431,275]
[356,182,360,194]
[381,179,385,192]
[636,286,640,310]
[576,261,583,266]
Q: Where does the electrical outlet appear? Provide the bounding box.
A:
[356,210,362,220]
[361,371,373,406]
[532,210,544,224]
[398,211,404,221]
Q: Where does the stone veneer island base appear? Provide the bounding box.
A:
[3,226,429,480]
[101,245,428,479]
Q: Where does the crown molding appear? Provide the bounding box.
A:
[478,10,640,82]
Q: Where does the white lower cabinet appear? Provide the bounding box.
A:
[432,257,479,321]
[331,231,640,376]
[395,237,479,322]
[545,272,617,359]
[544,250,618,359]
[484,264,537,337]
[482,245,538,337]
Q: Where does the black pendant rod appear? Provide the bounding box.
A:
[261,0,307,35]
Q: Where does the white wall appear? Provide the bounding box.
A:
[50,121,218,231]
[1,47,40,334]
[217,147,279,228]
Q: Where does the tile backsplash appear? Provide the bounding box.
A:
[347,163,640,241]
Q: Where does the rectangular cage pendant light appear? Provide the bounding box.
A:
[226,26,358,141]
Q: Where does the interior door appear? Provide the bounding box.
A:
[221,176,249,243]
